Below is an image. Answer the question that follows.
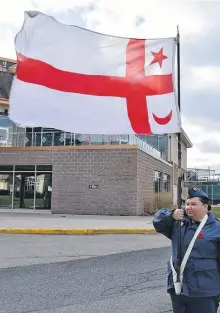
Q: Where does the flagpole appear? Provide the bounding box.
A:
[176,25,182,283]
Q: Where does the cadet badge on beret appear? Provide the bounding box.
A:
[192,187,198,191]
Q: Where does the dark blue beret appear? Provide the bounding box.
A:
[188,187,209,200]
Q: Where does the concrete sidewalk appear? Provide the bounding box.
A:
[0,209,156,235]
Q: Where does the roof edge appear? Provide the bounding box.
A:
[181,128,193,148]
[0,56,17,63]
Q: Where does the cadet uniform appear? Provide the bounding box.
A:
[153,188,220,313]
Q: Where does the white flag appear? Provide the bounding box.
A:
[9,11,181,135]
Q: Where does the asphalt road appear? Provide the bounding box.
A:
[0,233,171,268]
[0,247,173,313]
[1,233,220,313]
[0,234,174,313]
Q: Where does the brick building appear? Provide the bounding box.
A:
[0,56,192,215]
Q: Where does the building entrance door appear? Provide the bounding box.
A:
[0,165,14,208]
[0,165,52,210]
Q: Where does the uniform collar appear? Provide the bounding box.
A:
[183,212,216,225]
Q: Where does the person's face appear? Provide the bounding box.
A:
[185,197,208,221]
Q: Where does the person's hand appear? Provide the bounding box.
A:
[172,209,184,220]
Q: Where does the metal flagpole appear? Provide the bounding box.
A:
[176,25,182,284]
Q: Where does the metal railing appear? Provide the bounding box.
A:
[128,135,168,161]
[0,127,9,145]
[0,129,168,162]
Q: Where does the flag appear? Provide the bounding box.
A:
[9,11,181,135]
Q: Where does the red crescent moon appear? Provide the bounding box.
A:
[152,110,172,125]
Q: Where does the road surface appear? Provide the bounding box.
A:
[0,234,212,313]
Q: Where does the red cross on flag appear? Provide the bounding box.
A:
[9,11,181,135]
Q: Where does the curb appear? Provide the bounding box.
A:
[0,228,157,235]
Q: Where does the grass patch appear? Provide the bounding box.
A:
[211,207,220,219]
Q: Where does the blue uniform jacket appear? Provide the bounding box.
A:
[153,209,220,297]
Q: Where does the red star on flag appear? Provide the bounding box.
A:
[150,48,167,68]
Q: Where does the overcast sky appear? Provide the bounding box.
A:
[1,0,220,170]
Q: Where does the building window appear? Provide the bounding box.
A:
[158,135,168,157]
[144,134,168,159]
[163,174,171,192]
[0,115,13,127]
[145,135,158,148]
[154,171,163,193]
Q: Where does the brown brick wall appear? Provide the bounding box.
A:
[0,149,52,164]
[0,145,175,215]
[52,148,138,215]
[0,146,138,215]
[137,150,173,213]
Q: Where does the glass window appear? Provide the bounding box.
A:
[26,127,42,133]
[0,127,8,145]
[158,135,168,155]
[37,165,52,172]
[145,135,158,149]
[0,116,13,127]
[15,165,35,172]
[154,171,162,193]
[26,128,33,133]
[0,165,13,172]
[163,174,171,192]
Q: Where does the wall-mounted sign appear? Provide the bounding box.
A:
[89,184,98,189]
